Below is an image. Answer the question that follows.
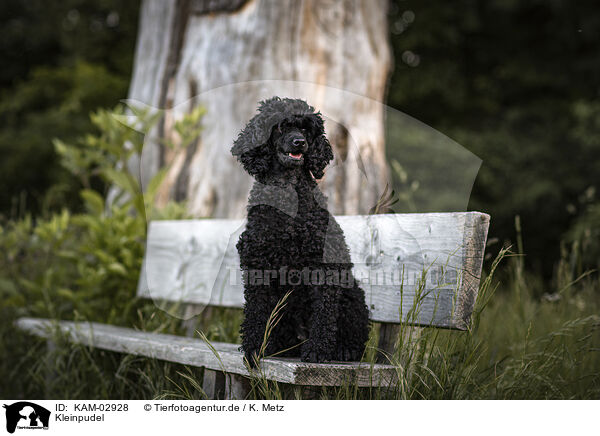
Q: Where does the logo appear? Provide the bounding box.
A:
[3,402,50,434]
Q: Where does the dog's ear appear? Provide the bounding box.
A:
[235,143,272,178]
[303,114,333,179]
[231,115,273,178]
[306,135,334,179]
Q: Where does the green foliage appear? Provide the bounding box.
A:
[0,0,139,217]
[0,104,198,324]
[387,0,600,276]
[564,187,600,273]
[54,102,203,217]
[0,103,202,397]
[55,104,152,217]
[0,0,139,89]
[0,61,130,218]
[386,249,600,400]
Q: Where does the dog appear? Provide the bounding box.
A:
[231,97,369,365]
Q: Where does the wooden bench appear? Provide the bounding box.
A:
[17,211,489,399]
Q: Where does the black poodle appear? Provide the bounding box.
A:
[231,97,370,365]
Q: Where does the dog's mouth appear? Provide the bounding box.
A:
[278,150,304,166]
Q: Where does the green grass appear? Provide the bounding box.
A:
[2,243,598,400]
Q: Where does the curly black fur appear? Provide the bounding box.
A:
[231,97,370,365]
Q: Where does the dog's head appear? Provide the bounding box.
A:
[231,97,334,181]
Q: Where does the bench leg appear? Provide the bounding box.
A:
[273,383,322,400]
[202,369,226,399]
[181,304,207,337]
[377,323,425,363]
[225,373,250,400]
[299,385,323,399]
[377,323,400,363]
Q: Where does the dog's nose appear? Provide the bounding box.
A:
[293,138,305,147]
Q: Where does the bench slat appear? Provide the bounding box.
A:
[16,318,398,387]
[138,212,489,329]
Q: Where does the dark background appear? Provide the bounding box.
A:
[1,0,599,278]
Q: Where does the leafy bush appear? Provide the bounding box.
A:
[0,103,201,397]
[0,61,131,218]
[0,0,140,217]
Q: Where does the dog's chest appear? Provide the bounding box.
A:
[289,190,329,254]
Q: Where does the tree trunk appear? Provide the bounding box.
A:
[127,0,391,218]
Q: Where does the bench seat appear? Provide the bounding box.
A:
[16,317,398,387]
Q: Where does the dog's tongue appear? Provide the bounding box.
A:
[289,152,302,159]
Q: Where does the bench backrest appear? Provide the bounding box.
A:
[138,212,489,330]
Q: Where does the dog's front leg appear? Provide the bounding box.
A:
[301,285,340,363]
[240,285,276,368]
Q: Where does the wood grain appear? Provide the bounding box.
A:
[225,373,250,400]
[376,323,400,363]
[139,212,490,329]
[16,318,398,388]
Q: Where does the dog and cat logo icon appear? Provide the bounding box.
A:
[3,402,50,433]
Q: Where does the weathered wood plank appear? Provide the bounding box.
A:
[224,373,250,400]
[16,318,398,387]
[202,369,225,399]
[456,212,490,329]
[139,212,490,329]
[376,323,401,363]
